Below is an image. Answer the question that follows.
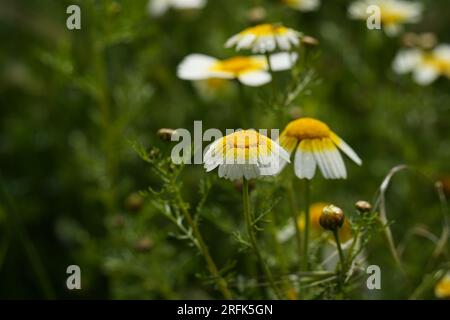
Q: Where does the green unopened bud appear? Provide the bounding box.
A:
[355,200,372,214]
[319,205,344,231]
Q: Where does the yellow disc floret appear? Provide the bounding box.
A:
[241,23,289,36]
[210,57,265,75]
[283,117,331,140]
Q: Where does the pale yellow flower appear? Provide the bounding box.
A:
[225,23,302,53]
[279,118,362,179]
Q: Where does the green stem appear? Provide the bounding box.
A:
[302,180,311,271]
[242,178,283,299]
[175,191,233,299]
[237,81,251,127]
[287,183,302,268]
[265,53,277,98]
[333,230,346,271]
[333,229,346,290]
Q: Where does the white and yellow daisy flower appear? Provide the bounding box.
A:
[177,52,297,87]
[203,130,290,180]
[393,44,450,85]
[435,273,450,299]
[278,117,362,179]
[225,23,302,53]
[283,0,321,12]
[348,0,423,36]
[148,0,206,17]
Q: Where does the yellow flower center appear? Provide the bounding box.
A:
[241,23,288,37]
[283,118,331,140]
[217,130,273,161]
[210,56,265,75]
[225,130,270,149]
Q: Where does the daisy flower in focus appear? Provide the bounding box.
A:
[278,117,362,179]
[283,0,321,12]
[148,0,206,17]
[203,130,290,180]
[435,273,450,299]
[177,52,297,87]
[225,23,302,53]
[348,0,423,36]
[393,44,450,85]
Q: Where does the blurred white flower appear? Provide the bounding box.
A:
[148,0,206,17]
[348,0,423,36]
[393,44,450,85]
[225,23,302,54]
[177,52,298,87]
[283,0,321,12]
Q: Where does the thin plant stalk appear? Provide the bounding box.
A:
[286,183,302,268]
[175,192,233,299]
[264,53,277,98]
[302,179,311,271]
[333,230,346,289]
[242,178,283,299]
[333,230,346,271]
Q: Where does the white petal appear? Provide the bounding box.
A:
[392,49,422,74]
[172,0,206,10]
[294,140,316,179]
[434,44,450,60]
[269,52,298,71]
[238,71,271,87]
[384,24,402,37]
[148,0,170,17]
[330,132,362,166]
[413,65,439,85]
[311,139,333,179]
[177,54,217,80]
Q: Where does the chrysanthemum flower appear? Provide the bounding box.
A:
[348,0,423,36]
[283,0,321,12]
[393,44,450,85]
[278,117,362,179]
[148,0,206,17]
[435,273,450,299]
[203,130,290,180]
[177,52,297,87]
[225,23,302,53]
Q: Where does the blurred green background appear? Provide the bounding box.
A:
[0,0,449,299]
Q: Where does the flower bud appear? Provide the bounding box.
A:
[125,192,144,213]
[247,7,267,25]
[134,237,154,253]
[157,128,177,141]
[302,36,319,46]
[319,205,344,231]
[355,200,372,214]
